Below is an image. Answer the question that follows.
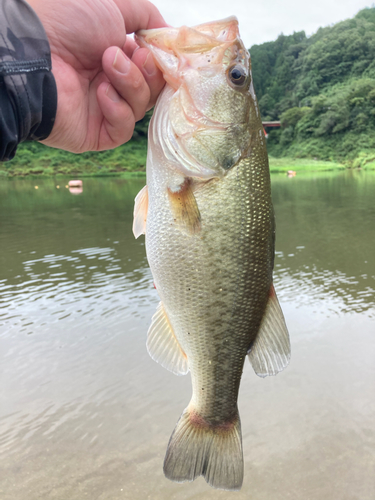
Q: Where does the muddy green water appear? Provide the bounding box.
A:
[0,171,374,500]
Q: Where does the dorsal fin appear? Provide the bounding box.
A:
[248,285,290,377]
[147,302,189,376]
[133,185,148,238]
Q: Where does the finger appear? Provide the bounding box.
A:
[123,35,139,59]
[96,81,135,149]
[102,46,151,122]
[113,0,168,33]
[131,47,165,110]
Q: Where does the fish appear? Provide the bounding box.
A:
[133,17,290,491]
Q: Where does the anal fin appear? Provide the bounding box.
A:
[133,185,148,238]
[147,302,189,376]
[168,178,201,235]
[248,285,291,377]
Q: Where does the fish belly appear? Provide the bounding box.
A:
[145,135,273,490]
[146,154,273,423]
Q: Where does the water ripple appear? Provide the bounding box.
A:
[274,260,375,316]
[0,246,154,338]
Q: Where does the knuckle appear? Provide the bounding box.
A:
[131,75,144,91]
[129,71,150,101]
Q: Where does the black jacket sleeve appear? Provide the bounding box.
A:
[0,0,57,161]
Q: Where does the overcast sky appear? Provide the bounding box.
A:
[151,0,373,47]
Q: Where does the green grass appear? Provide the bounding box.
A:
[268,156,346,173]
[1,138,369,178]
[1,139,148,178]
[352,151,375,170]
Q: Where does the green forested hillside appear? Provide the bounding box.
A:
[251,7,375,166]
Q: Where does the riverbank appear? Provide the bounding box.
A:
[268,157,345,173]
[0,140,148,178]
[2,140,374,178]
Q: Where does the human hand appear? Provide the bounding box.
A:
[27,0,166,153]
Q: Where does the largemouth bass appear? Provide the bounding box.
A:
[133,17,290,491]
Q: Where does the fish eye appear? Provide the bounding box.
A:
[227,64,247,88]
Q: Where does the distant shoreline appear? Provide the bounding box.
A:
[3,138,374,179]
[3,156,368,179]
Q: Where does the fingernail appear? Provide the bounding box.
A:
[142,52,156,76]
[106,84,120,102]
[113,48,130,74]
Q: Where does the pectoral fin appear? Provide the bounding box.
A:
[147,301,189,376]
[168,178,201,235]
[132,185,148,239]
[248,285,290,377]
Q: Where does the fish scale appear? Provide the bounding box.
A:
[133,16,290,491]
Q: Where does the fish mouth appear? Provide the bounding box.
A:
[135,17,241,88]
[136,16,239,48]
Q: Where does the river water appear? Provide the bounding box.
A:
[0,171,374,500]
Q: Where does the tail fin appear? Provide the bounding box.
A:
[163,406,243,491]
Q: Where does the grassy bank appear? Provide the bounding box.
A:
[1,140,148,178]
[1,140,356,178]
[268,157,346,173]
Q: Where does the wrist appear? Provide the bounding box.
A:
[0,0,57,159]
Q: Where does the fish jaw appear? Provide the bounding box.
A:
[135,17,241,89]
[149,84,227,180]
[135,27,181,88]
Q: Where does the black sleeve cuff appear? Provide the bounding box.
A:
[0,0,57,161]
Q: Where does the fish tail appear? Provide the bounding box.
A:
[163,405,243,491]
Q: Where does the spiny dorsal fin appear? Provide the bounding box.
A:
[168,178,201,235]
[248,285,290,377]
[147,302,189,376]
[133,185,148,238]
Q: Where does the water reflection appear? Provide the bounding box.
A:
[271,171,375,316]
[0,178,153,340]
[0,172,374,500]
